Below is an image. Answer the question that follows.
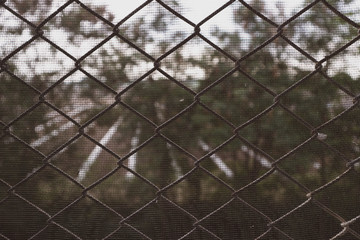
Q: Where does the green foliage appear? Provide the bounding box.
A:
[1,0,359,238]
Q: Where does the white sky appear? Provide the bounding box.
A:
[101,0,359,77]
[1,0,359,77]
[104,0,304,27]
[101,0,359,78]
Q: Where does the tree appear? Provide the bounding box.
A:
[1,0,359,239]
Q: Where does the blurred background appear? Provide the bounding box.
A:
[1,0,360,239]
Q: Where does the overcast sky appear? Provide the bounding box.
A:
[101,0,360,77]
[2,0,359,77]
[103,0,304,27]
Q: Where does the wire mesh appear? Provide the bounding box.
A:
[1,0,360,239]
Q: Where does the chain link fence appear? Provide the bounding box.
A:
[1,0,360,239]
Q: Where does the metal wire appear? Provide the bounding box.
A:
[1,0,359,239]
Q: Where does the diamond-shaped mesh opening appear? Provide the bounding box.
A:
[200,0,276,58]
[102,224,150,240]
[193,1,241,51]
[0,195,48,239]
[276,201,342,239]
[237,171,307,221]
[240,38,316,91]
[29,224,81,240]
[5,39,74,91]
[117,0,193,58]
[315,169,360,221]
[199,136,271,189]
[277,138,349,190]
[175,0,230,24]
[15,166,83,215]
[194,51,236,85]
[0,135,43,185]
[0,70,39,123]
[254,228,294,240]
[44,2,113,59]
[45,71,115,124]
[88,169,157,216]
[83,103,155,157]
[126,136,191,188]
[179,227,222,240]
[54,197,120,239]
[49,136,119,183]
[319,107,360,160]
[158,36,214,92]
[74,1,116,24]
[0,6,34,57]
[200,198,269,239]
[351,221,360,235]
[285,1,359,60]
[324,38,360,81]
[198,155,234,184]
[10,104,78,154]
[340,231,360,240]
[6,0,68,25]
[86,0,146,24]
[81,37,154,91]
[160,103,234,157]
[165,167,233,219]
[237,105,311,159]
[200,68,274,126]
[280,72,355,126]
[124,196,194,239]
[241,0,297,24]
[122,73,194,124]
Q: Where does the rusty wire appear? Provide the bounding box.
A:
[1,0,360,239]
